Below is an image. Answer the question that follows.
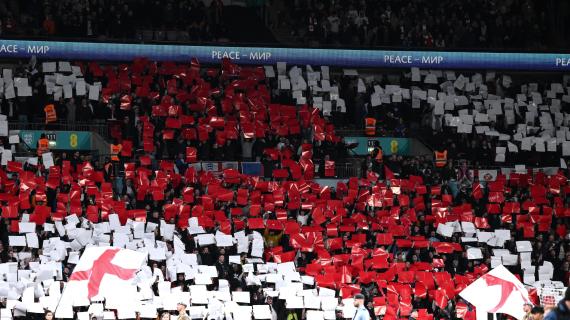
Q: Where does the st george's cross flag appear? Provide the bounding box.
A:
[55,247,146,317]
[459,265,532,320]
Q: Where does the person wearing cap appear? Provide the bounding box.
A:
[544,287,570,320]
[176,301,190,320]
[353,293,370,320]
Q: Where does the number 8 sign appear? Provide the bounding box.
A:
[69,133,78,148]
[390,140,398,154]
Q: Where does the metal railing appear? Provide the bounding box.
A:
[333,162,362,179]
[8,122,109,139]
[336,128,365,137]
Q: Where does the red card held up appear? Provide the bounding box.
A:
[186,147,197,163]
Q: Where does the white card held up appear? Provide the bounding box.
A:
[26,157,38,167]
[8,236,26,247]
[17,86,32,97]
[307,310,325,320]
[461,222,476,234]
[2,69,12,82]
[466,248,483,260]
[436,223,454,237]
[232,291,250,304]
[263,66,275,78]
[88,84,100,101]
[41,152,54,169]
[108,214,121,230]
[252,305,272,319]
[411,67,421,82]
[301,275,314,285]
[160,222,175,241]
[286,296,304,309]
[502,254,519,266]
[279,79,291,90]
[494,229,511,240]
[516,241,533,252]
[76,79,86,96]
[424,74,438,84]
[196,234,216,246]
[26,233,39,249]
[0,121,7,138]
[58,61,72,72]
[318,287,336,297]
[42,62,57,73]
[304,295,321,309]
[18,223,38,235]
[8,135,19,144]
[4,84,15,99]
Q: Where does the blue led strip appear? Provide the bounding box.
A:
[1,39,569,70]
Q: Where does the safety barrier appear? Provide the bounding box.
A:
[9,122,108,139]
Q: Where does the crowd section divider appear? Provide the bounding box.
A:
[1,39,570,70]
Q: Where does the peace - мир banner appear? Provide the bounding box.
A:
[1,39,570,70]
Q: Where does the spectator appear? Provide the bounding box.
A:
[157,312,171,320]
[532,306,545,320]
[370,141,383,176]
[42,14,56,35]
[176,302,190,320]
[77,98,94,122]
[327,11,340,43]
[524,303,535,320]
[353,293,370,320]
[307,12,320,42]
[215,254,230,279]
[241,137,254,162]
[545,288,570,320]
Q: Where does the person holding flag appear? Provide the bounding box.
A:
[55,247,146,317]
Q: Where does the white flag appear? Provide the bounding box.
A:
[55,247,146,315]
[459,265,531,320]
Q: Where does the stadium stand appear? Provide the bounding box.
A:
[2,0,570,49]
[0,0,276,44]
[275,0,551,48]
[7,58,570,168]
[0,54,567,320]
[0,1,569,318]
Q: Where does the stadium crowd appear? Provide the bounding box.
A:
[3,0,570,50]
[0,0,225,41]
[0,57,567,319]
[6,57,570,169]
[278,0,551,49]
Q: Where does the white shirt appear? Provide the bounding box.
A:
[353,306,370,320]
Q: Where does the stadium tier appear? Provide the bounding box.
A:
[0,54,567,320]
[3,0,570,50]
